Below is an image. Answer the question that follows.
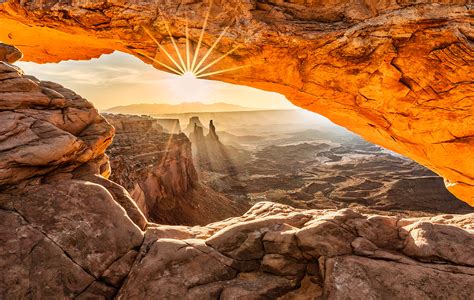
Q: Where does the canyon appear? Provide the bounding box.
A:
[0,0,472,204]
[186,115,473,216]
[0,1,473,298]
[99,109,472,218]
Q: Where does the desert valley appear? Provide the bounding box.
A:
[103,107,473,223]
[0,0,473,299]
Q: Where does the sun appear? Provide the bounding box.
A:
[164,72,211,102]
[134,0,249,80]
[181,71,196,79]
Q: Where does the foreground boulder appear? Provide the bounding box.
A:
[118,202,474,299]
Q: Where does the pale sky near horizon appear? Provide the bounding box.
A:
[16,51,296,111]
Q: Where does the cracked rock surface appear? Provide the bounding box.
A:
[0,52,147,298]
[0,1,472,204]
[117,201,474,299]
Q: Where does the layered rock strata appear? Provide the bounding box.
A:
[0,46,147,298]
[0,1,472,204]
[105,113,246,225]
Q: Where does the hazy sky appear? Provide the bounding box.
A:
[16,51,296,111]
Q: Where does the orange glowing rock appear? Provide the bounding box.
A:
[0,1,472,205]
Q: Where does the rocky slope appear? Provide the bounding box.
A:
[0,1,472,204]
[1,45,473,299]
[105,113,246,225]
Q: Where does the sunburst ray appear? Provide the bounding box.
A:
[193,26,229,74]
[134,50,183,75]
[158,9,187,74]
[141,0,249,79]
[196,65,249,78]
[185,16,192,72]
[194,45,241,77]
[143,26,185,74]
[191,0,213,73]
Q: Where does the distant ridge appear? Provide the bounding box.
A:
[103,102,265,114]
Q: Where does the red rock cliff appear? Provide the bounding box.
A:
[105,113,247,225]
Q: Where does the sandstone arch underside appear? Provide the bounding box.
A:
[0,0,472,204]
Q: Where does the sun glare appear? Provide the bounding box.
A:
[135,0,248,80]
[165,72,210,102]
[182,71,197,79]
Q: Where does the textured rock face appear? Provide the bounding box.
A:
[0,51,147,298]
[117,202,474,299]
[0,1,472,204]
[0,59,113,186]
[105,114,197,205]
[1,180,145,298]
[0,42,22,63]
[105,113,247,225]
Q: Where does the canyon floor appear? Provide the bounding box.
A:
[150,110,473,218]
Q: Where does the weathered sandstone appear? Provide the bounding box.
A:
[0,52,148,298]
[0,42,22,63]
[105,113,247,225]
[0,1,472,204]
[117,202,474,299]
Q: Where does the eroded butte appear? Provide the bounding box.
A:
[0,1,472,204]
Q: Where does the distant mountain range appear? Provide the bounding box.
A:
[103,102,263,114]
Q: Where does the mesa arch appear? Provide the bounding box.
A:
[0,1,472,205]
